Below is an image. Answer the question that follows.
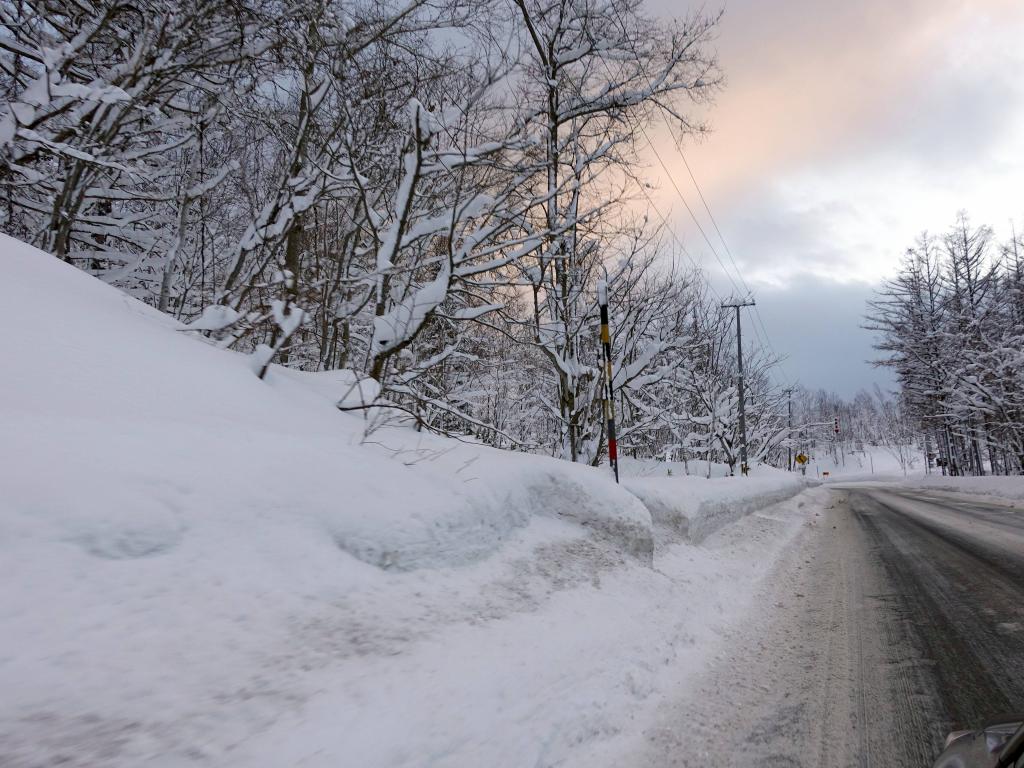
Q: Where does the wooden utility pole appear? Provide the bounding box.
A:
[784,387,794,471]
[722,299,756,476]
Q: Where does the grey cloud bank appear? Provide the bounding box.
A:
[751,276,896,398]
[646,0,1024,395]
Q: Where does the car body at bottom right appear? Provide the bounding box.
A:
[933,715,1024,768]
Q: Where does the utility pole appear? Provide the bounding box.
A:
[833,416,839,466]
[783,387,794,471]
[722,298,756,476]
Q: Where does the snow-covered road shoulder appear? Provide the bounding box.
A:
[624,463,809,543]
[214,486,819,768]
[895,475,1024,506]
[1,233,816,766]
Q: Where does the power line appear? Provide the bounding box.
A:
[601,26,795,387]
[582,27,742,303]
[666,134,796,387]
[587,20,796,389]
[626,171,724,303]
[630,121,795,394]
[654,129,796,388]
[640,137,744,298]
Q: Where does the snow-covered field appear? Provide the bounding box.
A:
[1,234,815,766]
[798,445,924,482]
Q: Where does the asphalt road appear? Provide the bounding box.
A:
[847,488,1024,752]
[637,485,1024,768]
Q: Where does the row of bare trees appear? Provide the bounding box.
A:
[867,213,1024,475]
[2,0,792,469]
[788,386,921,476]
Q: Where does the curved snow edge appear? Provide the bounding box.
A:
[625,476,809,544]
[330,462,655,572]
[519,470,654,563]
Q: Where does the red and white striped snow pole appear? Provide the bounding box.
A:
[598,280,619,483]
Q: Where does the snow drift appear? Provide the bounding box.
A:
[0,232,651,572]
[1,233,816,767]
[621,460,808,542]
[0,233,656,760]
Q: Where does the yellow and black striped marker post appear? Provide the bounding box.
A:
[598,283,619,483]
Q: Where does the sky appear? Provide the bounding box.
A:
[641,0,1024,397]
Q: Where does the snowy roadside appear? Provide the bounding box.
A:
[625,470,808,543]
[3,452,816,767]
[894,475,1024,506]
[211,488,816,768]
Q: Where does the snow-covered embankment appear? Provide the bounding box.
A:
[0,233,813,767]
[626,469,808,543]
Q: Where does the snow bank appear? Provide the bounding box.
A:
[624,469,808,542]
[898,475,1024,505]
[622,457,737,479]
[214,490,817,768]
[0,233,649,575]
[0,233,815,767]
[0,234,655,761]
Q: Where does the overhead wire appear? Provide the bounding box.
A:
[671,144,796,387]
[591,11,796,388]
[581,15,795,390]
[630,122,777,368]
[651,123,797,387]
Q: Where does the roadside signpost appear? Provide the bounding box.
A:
[795,452,808,476]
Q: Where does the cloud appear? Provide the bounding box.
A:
[752,275,896,397]
[645,0,1024,203]
[637,0,1024,392]
[709,190,869,287]
[658,1,1024,282]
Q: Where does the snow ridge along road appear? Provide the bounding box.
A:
[0,236,813,768]
[626,484,1024,768]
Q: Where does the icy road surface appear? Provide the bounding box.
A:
[621,486,1024,768]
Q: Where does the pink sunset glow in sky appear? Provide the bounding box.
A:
[643,0,1024,393]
